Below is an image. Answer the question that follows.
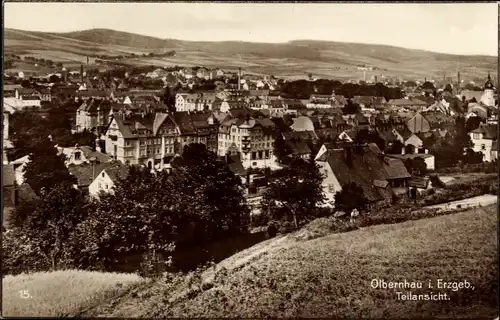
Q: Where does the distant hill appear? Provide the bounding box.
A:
[4,28,497,81]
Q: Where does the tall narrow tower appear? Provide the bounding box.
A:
[80,64,84,83]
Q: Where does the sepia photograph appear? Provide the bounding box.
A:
[1,1,498,318]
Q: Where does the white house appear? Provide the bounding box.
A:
[469,124,497,162]
[88,165,129,198]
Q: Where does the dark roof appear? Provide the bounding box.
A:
[79,146,112,163]
[421,111,455,127]
[68,161,123,187]
[285,138,311,156]
[324,144,410,202]
[219,154,246,176]
[104,166,130,183]
[471,124,497,140]
[394,127,413,140]
[270,117,291,133]
[378,130,398,142]
[283,131,317,141]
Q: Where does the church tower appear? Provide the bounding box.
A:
[480,73,495,107]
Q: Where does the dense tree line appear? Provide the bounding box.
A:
[280,79,404,101]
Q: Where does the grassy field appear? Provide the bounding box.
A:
[81,204,498,318]
[5,28,496,80]
[2,270,145,317]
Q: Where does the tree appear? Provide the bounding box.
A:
[466,116,482,133]
[334,182,368,214]
[273,134,292,164]
[23,181,88,270]
[69,166,177,271]
[49,74,61,83]
[23,138,77,195]
[171,143,250,244]
[404,157,427,176]
[385,140,404,154]
[261,157,324,228]
[405,144,416,155]
[343,99,361,114]
[47,107,72,131]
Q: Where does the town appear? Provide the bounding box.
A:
[3,64,497,215]
[2,3,498,318]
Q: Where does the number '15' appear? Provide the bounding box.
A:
[20,290,31,299]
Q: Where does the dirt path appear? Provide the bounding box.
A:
[424,194,497,210]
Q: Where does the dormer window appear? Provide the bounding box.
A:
[74,152,81,161]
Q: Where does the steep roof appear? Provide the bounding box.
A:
[421,111,455,127]
[219,154,246,176]
[324,143,410,202]
[104,165,130,184]
[285,138,311,156]
[69,161,124,187]
[78,146,112,163]
[471,124,498,140]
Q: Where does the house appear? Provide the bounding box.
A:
[175,92,217,112]
[469,124,497,162]
[387,98,429,111]
[173,111,219,154]
[75,99,115,133]
[68,160,124,193]
[282,131,316,159]
[146,68,169,79]
[76,89,111,101]
[407,111,455,133]
[218,115,277,169]
[88,164,129,198]
[392,127,413,144]
[56,144,112,166]
[104,112,180,169]
[315,143,411,208]
[306,94,333,109]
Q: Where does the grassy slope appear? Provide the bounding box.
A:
[83,204,498,318]
[2,270,145,317]
[4,28,496,80]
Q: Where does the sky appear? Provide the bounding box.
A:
[4,2,498,56]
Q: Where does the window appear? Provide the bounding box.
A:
[328,184,335,193]
[74,152,81,161]
[481,144,486,150]
[102,172,105,177]
[126,141,131,147]
[473,133,480,140]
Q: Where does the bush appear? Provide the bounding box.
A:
[2,228,52,275]
[267,222,278,238]
[278,221,297,234]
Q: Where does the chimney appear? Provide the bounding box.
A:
[80,65,84,83]
[375,75,378,84]
[87,56,89,65]
[238,67,241,91]
[457,71,461,90]
[424,149,429,154]
[401,147,405,155]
